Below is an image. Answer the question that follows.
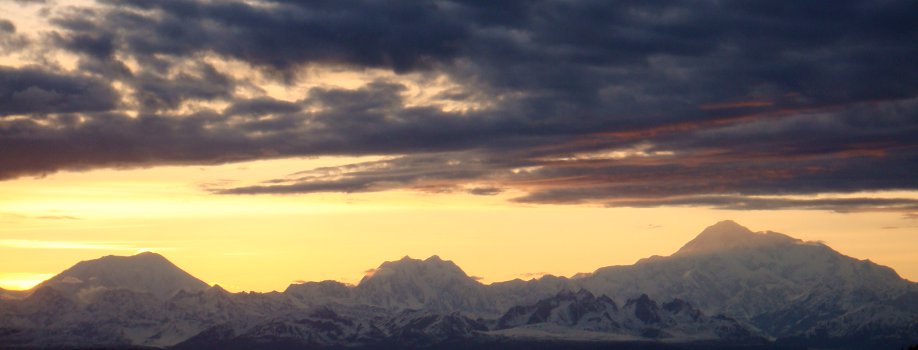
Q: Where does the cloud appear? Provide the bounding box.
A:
[518,272,551,279]
[0,239,149,251]
[881,225,918,230]
[602,196,918,213]
[12,0,49,5]
[36,215,80,220]
[66,0,468,75]
[131,62,236,112]
[467,187,503,196]
[0,18,29,52]
[0,212,81,222]
[0,212,27,223]
[0,0,915,213]
[0,66,119,116]
[213,152,504,195]
[0,19,15,33]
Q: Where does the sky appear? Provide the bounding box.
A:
[0,0,916,292]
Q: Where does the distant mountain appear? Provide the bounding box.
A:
[173,290,764,350]
[673,220,800,256]
[576,220,917,344]
[284,280,353,306]
[171,304,486,350]
[0,221,915,349]
[34,252,209,299]
[354,255,494,314]
[493,289,767,343]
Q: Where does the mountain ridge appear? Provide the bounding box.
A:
[673,220,802,257]
[1,221,915,349]
[33,251,210,300]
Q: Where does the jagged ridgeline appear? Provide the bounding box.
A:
[0,221,915,349]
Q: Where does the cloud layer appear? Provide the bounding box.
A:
[1,0,916,212]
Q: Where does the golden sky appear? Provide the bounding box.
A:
[1,159,915,292]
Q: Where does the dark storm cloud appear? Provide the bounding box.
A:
[214,153,503,195]
[0,18,29,52]
[0,66,119,116]
[224,98,301,117]
[50,29,115,60]
[132,63,236,112]
[467,187,503,196]
[0,19,15,33]
[0,81,533,180]
[212,130,917,214]
[2,0,918,212]
[86,0,469,74]
[509,153,918,205]
[604,196,918,214]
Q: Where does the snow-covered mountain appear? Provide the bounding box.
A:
[171,304,486,350]
[0,221,915,349]
[284,280,353,307]
[172,291,761,350]
[493,289,767,343]
[34,251,209,300]
[574,220,917,343]
[353,255,495,315]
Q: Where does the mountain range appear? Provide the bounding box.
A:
[0,221,915,349]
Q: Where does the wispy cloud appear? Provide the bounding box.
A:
[0,239,170,252]
[700,100,775,110]
[0,212,80,222]
[36,215,80,220]
[518,272,552,279]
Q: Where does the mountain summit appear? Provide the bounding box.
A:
[35,251,209,299]
[674,220,799,256]
[358,255,473,285]
[355,255,491,312]
[583,220,914,335]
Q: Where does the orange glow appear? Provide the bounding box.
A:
[0,273,54,290]
[0,158,916,292]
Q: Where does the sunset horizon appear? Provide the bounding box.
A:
[2,219,914,293]
[1,0,916,348]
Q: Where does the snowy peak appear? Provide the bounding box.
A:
[35,251,209,299]
[359,255,475,286]
[355,255,490,312]
[284,280,353,306]
[674,220,799,256]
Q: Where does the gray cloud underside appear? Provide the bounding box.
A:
[1,0,917,212]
